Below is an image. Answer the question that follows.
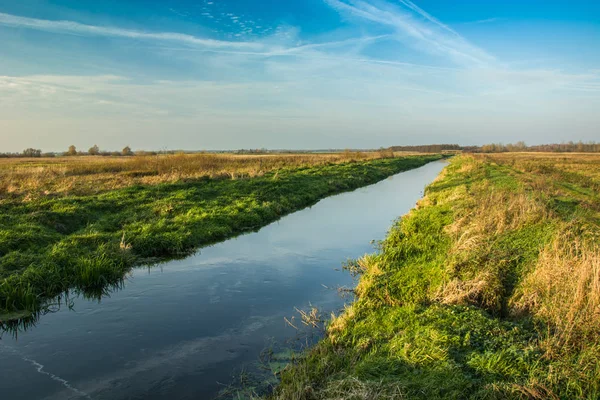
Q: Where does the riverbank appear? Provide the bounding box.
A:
[0,155,441,315]
[272,153,600,399]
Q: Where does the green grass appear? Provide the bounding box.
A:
[0,155,441,316]
[270,154,600,400]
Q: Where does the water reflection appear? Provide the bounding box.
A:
[1,278,129,339]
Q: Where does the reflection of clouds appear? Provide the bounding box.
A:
[46,315,277,400]
[207,281,221,304]
[0,344,92,400]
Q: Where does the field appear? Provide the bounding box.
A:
[271,153,600,399]
[0,151,396,200]
[0,152,441,318]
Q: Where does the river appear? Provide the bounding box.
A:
[0,160,446,400]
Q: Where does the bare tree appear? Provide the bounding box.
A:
[22,148,42,157]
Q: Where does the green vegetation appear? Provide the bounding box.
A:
[271,153,600,399]
[0,154,441,316]
[0,151,400,199]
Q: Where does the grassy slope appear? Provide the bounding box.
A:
[272,154,600,400]
[0,155,440,314]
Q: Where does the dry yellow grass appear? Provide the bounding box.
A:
[432,154,600,393]
[512,234,600,348]
[438,158,550,311]
[0,151,406,200]
[438,153,599,316]
[448,188,549,247]
[312,377,405,400]
[483,152,600,191]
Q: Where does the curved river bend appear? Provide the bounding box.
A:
[0,160,446,400]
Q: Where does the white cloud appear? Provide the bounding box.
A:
[324,0,495,66]
[396,0,458,35]
[0,12,263,50]
[464,18,502,25]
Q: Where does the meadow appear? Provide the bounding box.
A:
[271,153,600,399]
[0,152,440,318]
[0,151,394,200]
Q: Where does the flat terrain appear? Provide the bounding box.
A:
[272,153,600,399]
[0,152,398,200]
[0,153,441,317]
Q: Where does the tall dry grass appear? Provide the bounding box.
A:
[437,154,600,370]
[438,178,550,312]
[0,151,402,200]
[511,232,600,393]
[483,153,600,192]
[447,187,549,246]
[512,234,600,348]
[436,153,599,316]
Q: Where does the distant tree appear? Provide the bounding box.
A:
[505,141,527,152]
[378,147,394,158]
[514,141,527,151]
[66,145,77,156]
[480,143,508,153]
[122,146,133,156]
[389,144,461,153]
[136,150,157,156]
[22,148,42,157]
[88,144,100,155]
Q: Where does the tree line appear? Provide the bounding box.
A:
[65,144,134,157]
[0,145,135,158]
[476,141,600,153]
[388,144,462,153]
[2,141,600,158]
[389,142,600,153]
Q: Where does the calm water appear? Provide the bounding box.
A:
[0,161,445,400]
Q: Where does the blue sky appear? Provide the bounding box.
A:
[0,0,599,151]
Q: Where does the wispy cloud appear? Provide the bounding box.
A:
[0,11,390,61]
[324,0,495,66]
[168,8,190,18]
[271,34,389,56]
[0,12,263,50]
[396,0,459,35]
[0,8,492,69]
[465,17,502,25]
